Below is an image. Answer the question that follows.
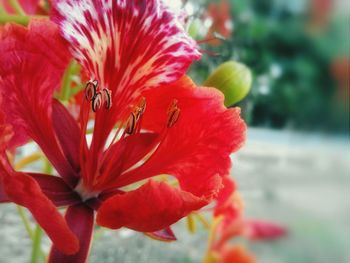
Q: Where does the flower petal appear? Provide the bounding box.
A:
[221,245,256,263]
[29,173,81,207]
[52,0,201,151]
[245,220,287,241]
[52,99,81,172]
[96,180,207,232]
[116,77,246,197]
[96,133,158,191]
[48,204,94,263]
[145,227,177,242]
[52,0,200,97]
[0,180,9,203]
[0,169,79,254]
[0,20,78,186]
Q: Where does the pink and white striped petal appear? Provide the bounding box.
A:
[52,0,201,105]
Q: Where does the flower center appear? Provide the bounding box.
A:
[78,88,181,193]
[74,179,100,201]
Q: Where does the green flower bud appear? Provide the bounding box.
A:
[204,61,253,106]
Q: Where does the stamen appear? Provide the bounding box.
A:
[124,97,147,135]
[167,100,180,128]
[134,97,146,121]
[85,80,112,112]
[92,92,103,112]
[102,88,112,109]
[125,112,137,135]
[85,80,98,101]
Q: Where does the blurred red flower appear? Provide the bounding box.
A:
[206,0,232,46]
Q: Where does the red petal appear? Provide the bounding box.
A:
[0,20,78,186]
[52,0,201,152]
[96,133,158,191]
[96,180,207,232]
[0,179,9,203]
[245,220,288,241]
[215,176,236,212]
[214,177,241,223]
[52,99,81,172]
[48,204,94,263]
[221,245,256,263]
[145,227,177,242]
[116,77,246,197]
[0,171,79,254]
[29,173,81,207]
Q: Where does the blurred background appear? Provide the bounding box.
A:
[0,0,349,262]
[184,0,350,262]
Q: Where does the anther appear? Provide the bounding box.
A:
[85,80,98,101]
[102,88,112,109]
[167,100,180,128]
[125,112,137,135]
[125,97,147,135]
[134,97,146,121]
[92,92,103,112]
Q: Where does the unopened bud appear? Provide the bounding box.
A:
[204,61,252,106]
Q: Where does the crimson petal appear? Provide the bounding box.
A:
[52,0,201,152]
[116,77,246,197]
[0,170,79,254]
[245,220,288,241]
[96,180,207,232]
[145,227,177,242]
[0,180,9,203]
[29,173,81,207]
[48,204,94,263]
[52,99,81,172]
[0,20,78,186]
[96,133,159,191]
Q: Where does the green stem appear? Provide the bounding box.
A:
[8,0,25,15]
[30,226,43,263]
[16,206,34,239]
[0,14,47,25]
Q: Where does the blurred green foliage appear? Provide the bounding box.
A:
[189,0,349,134]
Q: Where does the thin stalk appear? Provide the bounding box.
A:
[16,206,34,239]
[14,153,41,170]
[186,214,196,233]
[30,226,43,263]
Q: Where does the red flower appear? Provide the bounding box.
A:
[212,177,287,248]
[0,0,246,262]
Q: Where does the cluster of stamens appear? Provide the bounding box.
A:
[85,80,112,112]
[123,98,180,136]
